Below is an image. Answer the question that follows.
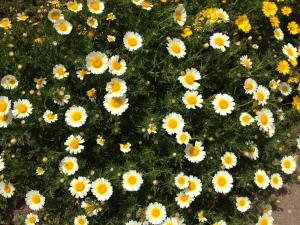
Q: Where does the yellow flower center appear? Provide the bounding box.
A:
[112,60,121,70]
[70,138,80,149]
[167,118,178,129]
[272,176,279,185]
[96,183,107,194]
[111,82,121,92]
[224,156,232,165]
[215,37,225,46]
[51,11,61,20]
[56,67,65,76]
[170,43,181,54]
[257,91,265,101]
[90,1,100,10]
[17,103,28,113]
[58,22,68,32]
[189,146,200,156]
[31,194,41,204]
[187,95,197,105]
[218,98,229,110]
[91,57,103,68]
[257,175,265,184]
[189,181,196,191]
[74,181,85,192]
[3,185,11,193]
[151,208,161,218]
[284,160,291,169]
[64,161,74,170]
[179,134,187,142]
[217,176,227,187]
[69,2,78,11]
[242,115,251,124]
[259,218,269,225]
[128,175,137,185]
[239,199,246,207]
[260,113,269,126]
[110,97,123,108]
[28,216,37,224]
[0,100,8,112]
[179,194,189,202]
[177,176,186,185]
[184,73,195,85]
[127,37,138,47]
[175,12,182,21]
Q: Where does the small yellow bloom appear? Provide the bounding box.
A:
[235,15,251,33]
[262,1,278,17]
[96,135,105,146]
[292,96,300,111]
[181,26,193,38]
[281,6,292,16]
[106,13,116,21]
[0,18,12,30]
[269,16,280,28]
[147,123,157,134]
[287,21,299,35]
[36,167,45,176]
[86,88,96,101]
[34,37,45,44]
[277,60,290,75]
[17,13,29,21]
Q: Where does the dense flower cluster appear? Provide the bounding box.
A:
[0,0,300,225]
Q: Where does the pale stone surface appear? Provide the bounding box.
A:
[273,184,300,225]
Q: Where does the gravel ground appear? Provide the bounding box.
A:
[273,183,300,225]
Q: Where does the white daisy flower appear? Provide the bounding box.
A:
[0,181,15,198]
[240,55,252,69]
[103,94,129,116]
[256,214,274,225]
[74,215,89,225]
[217,8,230,22]
[25,190,45,211]
[254,169,270,189]
[1,75,19,90]
[87,0,105,14]
[221,152,237,169]
[54,19,72,35]
[184,141,206,163]
[281,155,297,175]
[65,134,85,154]
[212,93,235,116]
[43,110,58,123]
[174,172,189,190]
[173,4,187,26]
[236,197,251,213]
[12,99,33,118]
[59,156,79,175]
[176,131,191,145]
[87,17,98,28]
[131,0,144,6]
[162,217,179,225]
[53,64,69,79]
[108,55,127,76]
[122,170,143,191]
[162,112,184,135]
[274,28,284,40]
[270,173,283,190]
[67,1,83,13]
[0,112,12,128]
[167,38,186,58]
[0,96,10,116]
[178,68,201,90]
[145,202,167,225]
[25,213,39,225]
[212,170,234,194]
[65,106,88,128]
[69,177,91,199]
[91,178,113,201]
[239,112,254,126]
[175,192,194,208]
[243,78,257,94]
[0,157,5,172]
[126,221,142,225]
[106,78,127,97]
[86,51,108,75]
[120,142,131,153]
[182,91,203,109]
[123,31,143,51]
[278,82,291,96]
[186,176,202,197]
[256,108,274,132]
[210,33,230,52]
[48,8,64,23]
[253,85,270,105]
[282,43,298,60]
